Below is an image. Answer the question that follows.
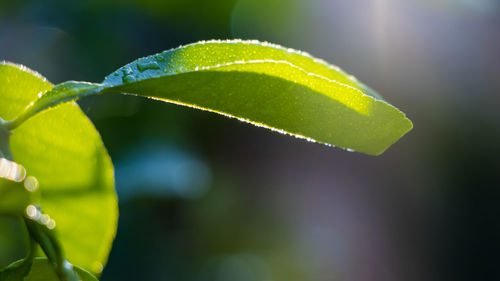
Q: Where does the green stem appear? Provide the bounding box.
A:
[4,81,103,131]
[0,123,78,281]
[25,217,79,281]
[25,231,37,262]
[17,226,38,275]
[0,119,12,160]
[4,115,29,132]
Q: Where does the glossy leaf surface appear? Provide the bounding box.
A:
[0,62,117,274]
[101,40,412,155]
[12,40,412,155]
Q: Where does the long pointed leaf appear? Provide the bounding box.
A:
[8,40,413,155]
[101,40,412,155]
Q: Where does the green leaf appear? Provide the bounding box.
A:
[4,81,103,130]
[0,158,41,214]
[0,178,40,215]
[24,216,80,281]
[0,255,32,281]
[100,40,412,155]
[1,257,97,281]
[0,62,118,274]
[0,234,37,281]
[9,40,412,155]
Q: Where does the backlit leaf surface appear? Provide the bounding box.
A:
[0,62,117,274]
[11,40,412,155]
[101,40,412,155]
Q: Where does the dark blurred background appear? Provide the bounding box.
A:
[1,0,500,280]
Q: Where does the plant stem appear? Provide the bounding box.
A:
[0,118,12,160]
[4,81,103,131]
[25,217,80,281]
[0,123,78,281]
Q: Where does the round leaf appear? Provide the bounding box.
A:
[0,62,118,274]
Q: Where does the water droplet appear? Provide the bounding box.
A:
[46,219,56,230]
[122,67,133,75]
[40,214,50,225]
[24,176,39,192]
[137,61,160,72]
[26,205,40,219]
[0,158,26,182]
[92,262,103,273]
[63,260,73,272]
[122,75,136,83]
[194,66,200,71]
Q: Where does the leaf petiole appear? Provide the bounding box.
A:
[0,119,12,160]
[25,214,79,281]
[5,81,103,131]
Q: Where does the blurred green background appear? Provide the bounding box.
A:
[1,0,500,280]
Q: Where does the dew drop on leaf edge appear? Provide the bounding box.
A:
[137,61,160,72]
[122,75,136,83]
